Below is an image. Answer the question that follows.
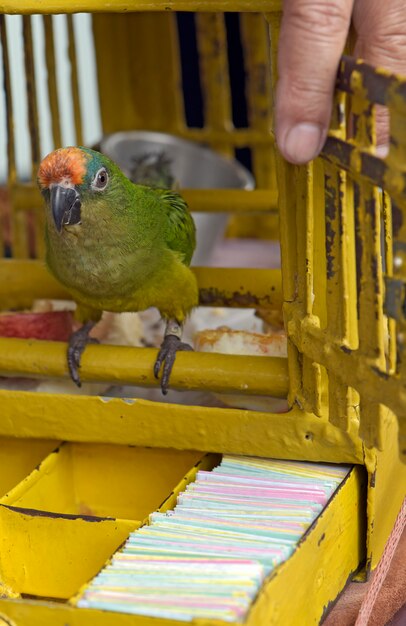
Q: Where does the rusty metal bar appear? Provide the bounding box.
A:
[0,260,283,311]
[354,181,386,366]
[337,55,406,106]
[195,13,233,155]
[194,266,283,309]
[321,139,406,210]
[325,166,347,339]
[324,159,359,429]
[324,165,354,430]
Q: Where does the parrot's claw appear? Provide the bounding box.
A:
[154,334,193,395]
[67,322,99,387]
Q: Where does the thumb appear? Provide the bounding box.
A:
[275,0,354,164]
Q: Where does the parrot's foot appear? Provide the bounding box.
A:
[154,335,193,395]
[67,322,99,387]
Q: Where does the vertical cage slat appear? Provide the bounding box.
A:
[324,163,359,431]
[44,15,62,149]
[324,167,345,338]
[343,176,359,348]
[0,15,16,182]
[23,15,40,177]
[354,181,386,366]
[393,188,406,460]
[92,13,184,134]
[92,14,140,132]
[267,12,296,300]
[34,221,46,259]
[382,192,397,374]
[240,13,274,188]
[267,11,300,408]
[164,12,185,133]
[195,13,233,155]
[351,94,385,367]
[328,378,351,431]
[0,190,5,255]
[296,164,323,416]
[323,89,349,342]
[10,203,30,258]
[67,15,83,146]
[302,357,323,417]
[359,401,384,450]
[286,340,303,409]
[324,165,359,345]
[296,165,313,316]
[228,12,278,239]
[311,159,328,327]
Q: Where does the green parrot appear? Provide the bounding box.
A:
[37,146,198,394]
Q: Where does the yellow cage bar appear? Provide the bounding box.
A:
[0,2,405,624]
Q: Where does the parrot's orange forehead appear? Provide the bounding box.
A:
[38,147,88,189]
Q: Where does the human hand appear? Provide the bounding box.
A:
[275,0,406,164]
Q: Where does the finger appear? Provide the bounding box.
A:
[353,0,406,152]
[276,0,354,164]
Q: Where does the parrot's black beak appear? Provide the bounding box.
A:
[50,185,81,233]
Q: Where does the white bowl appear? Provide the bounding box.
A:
[100,131,255,265]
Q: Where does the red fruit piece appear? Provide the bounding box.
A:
[0,311,74,341]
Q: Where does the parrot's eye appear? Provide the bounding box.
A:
[93,168,108,190]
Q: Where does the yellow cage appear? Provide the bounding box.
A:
[0,1,405,624]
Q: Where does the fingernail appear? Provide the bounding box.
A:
[283,123,325,164]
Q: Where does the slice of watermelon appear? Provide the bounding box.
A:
[0,311,74,341]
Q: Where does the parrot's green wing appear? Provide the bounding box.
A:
[154,189,196,266]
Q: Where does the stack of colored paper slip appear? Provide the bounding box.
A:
[77,456,351,622]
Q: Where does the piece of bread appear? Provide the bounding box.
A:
[195,328,289,412]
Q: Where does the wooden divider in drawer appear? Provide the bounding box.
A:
[0,463,366,626]
[0,437,60,498]
[0,443,206,600]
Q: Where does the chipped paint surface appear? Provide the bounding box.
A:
[321,57,406,460]
[267,11,406,577]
